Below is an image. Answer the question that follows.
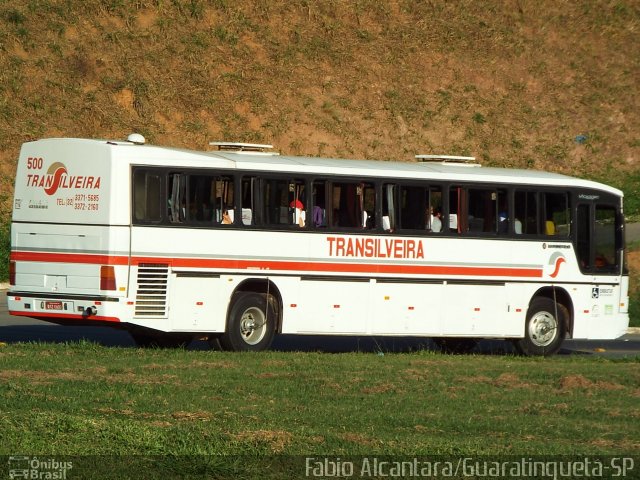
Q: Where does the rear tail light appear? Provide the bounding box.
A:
[9,261,15,286]
[100,266,116,290]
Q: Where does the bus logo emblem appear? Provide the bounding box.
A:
[547,252,566,278]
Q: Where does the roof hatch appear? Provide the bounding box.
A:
[415,154,480,167]
[209,142,279,155]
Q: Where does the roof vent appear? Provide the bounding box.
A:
[127,133,146,145]
[209,142,278,155]
[415,154,479,167]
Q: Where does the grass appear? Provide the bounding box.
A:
[0,342,638,477]
[0,220,8,281]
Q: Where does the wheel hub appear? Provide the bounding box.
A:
[239,307,267,345]
[529,311,557,347]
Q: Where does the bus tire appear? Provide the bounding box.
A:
[515,297,566,356]
[434,337,478,354]
[220,292,276,352]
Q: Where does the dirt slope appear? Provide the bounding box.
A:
[1,1,639,219]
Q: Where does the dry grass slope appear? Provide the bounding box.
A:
[0,0,639,220]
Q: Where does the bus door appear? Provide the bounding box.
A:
[575,199,626,337]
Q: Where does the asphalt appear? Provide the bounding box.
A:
[627,222,640,243]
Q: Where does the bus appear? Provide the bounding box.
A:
[7,135,629,355]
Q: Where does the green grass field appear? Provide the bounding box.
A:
[1,343,638,465]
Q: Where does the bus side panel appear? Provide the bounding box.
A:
[292,279,369,334]
[572,281,629,339]
[371,281,442,335]
[167,274,225,332]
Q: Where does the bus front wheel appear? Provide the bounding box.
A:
[220,292,276,352]
[514,297,566,356]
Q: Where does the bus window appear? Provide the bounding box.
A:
[398,185,424,230]
[382,184,398,231]
[594,205,618,271]
[543,192,570,236]
[397,185,442,232]
[263,178,306,227]
[187,174,210,222]
[514,190,538,234]
[331,181,375,229]
[168,173,186,223]
[449,186,467,233]
[576,204,590,269]
[466,188,507,234]
[213,176,234,225]
[133,170,162,223]
[241,176,258,225]
[428,188,443,233]
[311,181,328,228]
[577,203,620,273]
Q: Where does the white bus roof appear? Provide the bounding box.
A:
[27,137,623,196]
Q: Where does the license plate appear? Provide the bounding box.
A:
[44,301,63,310]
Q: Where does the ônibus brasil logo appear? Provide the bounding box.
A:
[26,161,101,196]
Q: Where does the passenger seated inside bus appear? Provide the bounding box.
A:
[429,207,442,232]
[313,206,326,227]
[498,209,508,234]
[241,208,252,225]
[222,209,233,224]
[545,220,555,235]
[514,218,522,234]
[382,215,392,232]
[290,199,305,227]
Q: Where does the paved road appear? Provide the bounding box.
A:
[1,291,638,357]
[627,222,640,241]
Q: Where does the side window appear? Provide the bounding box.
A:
[428,188,443,233]
[514,190,538,235]
[168,173,187,223]
[449,186,467,233]
[450,186,505,234]
[311,180,328,228]
[576,204,590,269]
[397,185,442,232]
[594,205,618,272]
[167,173,235,225]
[213,176,234,225]
[330,181,375,230]
[263,178,306,227]
[241,176,258,226]
[383,184,398,231]
[543,192,570,236]
[133,170,162,223]
[187,174,212,222]
[398,185,425,230]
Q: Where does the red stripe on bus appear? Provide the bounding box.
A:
[8,311,121,323]
[10,251,543,278]
[131,256,543,278]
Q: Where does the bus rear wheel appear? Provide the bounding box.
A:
[220,292,276,352]
[514,297,566,356]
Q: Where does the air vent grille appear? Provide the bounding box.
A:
[134,263,169,317]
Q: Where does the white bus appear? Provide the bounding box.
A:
[7,136,629,355]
